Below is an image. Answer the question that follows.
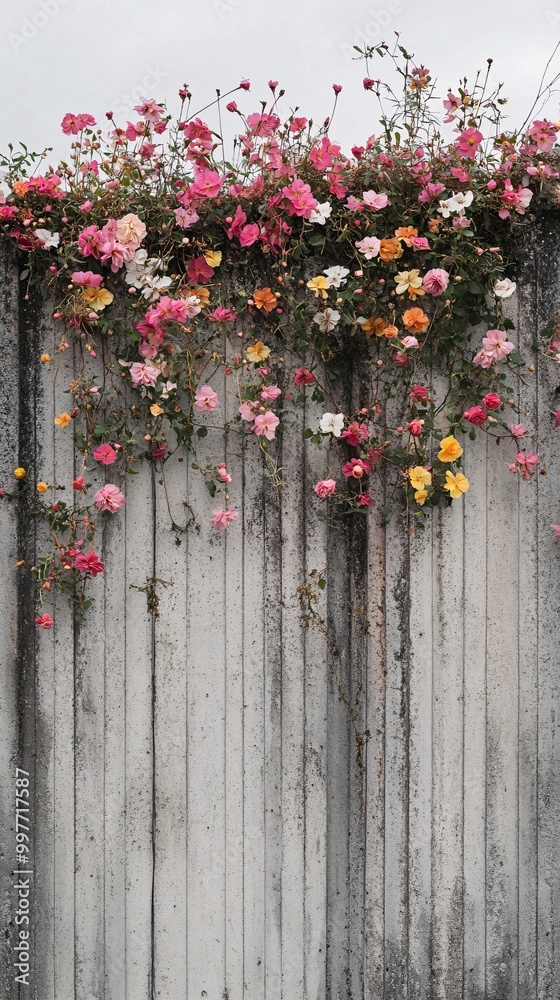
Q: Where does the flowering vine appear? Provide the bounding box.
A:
[1,41,560,626]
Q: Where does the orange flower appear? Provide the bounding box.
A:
[359,316,388,338]
[54,412,72,428]
[253,287,278,312]
[395,225,418,246]
[379,237,403,262]
[185,286,210,307]
[427,219,440,233]
[383,324,399,339]
[402,307,430,334]
[12,181,28,197]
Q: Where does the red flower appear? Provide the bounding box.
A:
[75,550,105,577]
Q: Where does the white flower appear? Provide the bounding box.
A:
[439,190,474,217]
[309,201,332,225]
[141,274,173,301]
[313,308,340,332]
[323,265,349,288]
[494,278,517,299]
[160,381,177,399]
[35,229,59,248]
[125,248,149,287]
[0,179,11,201]
[320,412,345,437]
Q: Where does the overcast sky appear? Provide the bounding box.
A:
[2,0,560,161]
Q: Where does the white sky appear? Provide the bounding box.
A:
[2,0,560,161]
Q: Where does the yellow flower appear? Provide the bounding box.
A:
[54,412,72,428]
[408,466,432,491]
[83,287,114,311]
[13,467,26,480]
[36,481,49,493]
[307,276,331,299]
[40,353,52,364]
[204,250,222,268]
[246,341,271,363]
[414,488,428,505]
[443,471,470,499]
[437,435,463,463]
[359,316,387,337]
[150,403,164,417]
[395,269,425,299]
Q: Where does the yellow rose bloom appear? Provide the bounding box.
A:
[150,404,164,417]
[37,481,49,493]
[414,488,428,505]
[246,341,271,363]
[437,435,463,462]
[408,466,432,490]
[443,471,470,498]
[14,467,26,480]
[83,287,114,311]
[54,412,72,428]
[204,250,222,268]
[307,276,331,299]
[395,269,425,299]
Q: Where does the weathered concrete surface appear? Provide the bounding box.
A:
[0,219,559,999]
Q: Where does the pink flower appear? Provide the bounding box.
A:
[473,330,515,367]
[239,401,257,421]
[294,367,315,386]
[191,167,223,199]
[216,463,232,484]
[509,424,527,438]
[527,119,557,152]
[456,127,483,158]
[418,182,446,203]
[407,420,423,436]
[239,79,251,91]
[212,508,238,530]
[355,236,381,259]
[253,411,280,440]
[239,223,260,247]
[72,476,86,491]
[260,385,282,401]
[401,336,420,350]
[363,77,375,91]
[61,112,96,135]
[208,306,237,323]
[423,268,449,296]
[72,270,102,287]
[453,216,470,230]
[410,236,430,250]
[483,392,501,411]
[409,384,429,402]
[499,181,533,218]
[94,484,126,513]
[93,443,117,465]
[247,112,280,136]
[554,409,560,427]
[282,178,318,219]
[35,613,54,629]
[342,457,371,479]
[130,361,159,386]
[464,406,487,426]
[174,206,199,228]
[75,550,105,577]
[314,479,336,497]
[552,525,560,539]
[194,385,218,412]
[341,422,369,446]
[362,190,390,210]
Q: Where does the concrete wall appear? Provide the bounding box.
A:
[0,218,559,999]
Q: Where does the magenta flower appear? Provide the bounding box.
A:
[94,484,126,513]
[211,509,238,530]
[75,551,105,577]
[253,411,280,440]
[455,127,483,159]
[72,270,102,287]
[194,385,218,412]
[464,406,487,426]
[552,525,560,539]
[294,367,315,386]
[282,178,318,219]
[483,392,501,411]
[35,613,54,629]
[93,443,117,465]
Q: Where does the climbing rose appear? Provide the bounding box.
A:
[130,361,159,386]
[314,479,337,497]
[253,411,280,440]
[35,613,54,629]
[423,268,449,296]
[93,443,117,465]
[194,385,218,412]
[94,484,126,513]
[75,551,105,576]
[294,367,315,385]
[211,509,238,530]
[482,393,501,411]
[464,406,487,425]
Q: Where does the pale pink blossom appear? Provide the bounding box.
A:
[194,385,218,412]
[72,270,102,287]
[473,329,515,367]
[94,484,126,513]
[362,190,390,210]
[423,268,449,296]
[260,385,282,401]
[130,361,159,386]
[552,525,560,539]
[239,401,258,421]
[211,508,238,530]
[253,411,280,440]
[355,236,381,259]
[509,424,527,438]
